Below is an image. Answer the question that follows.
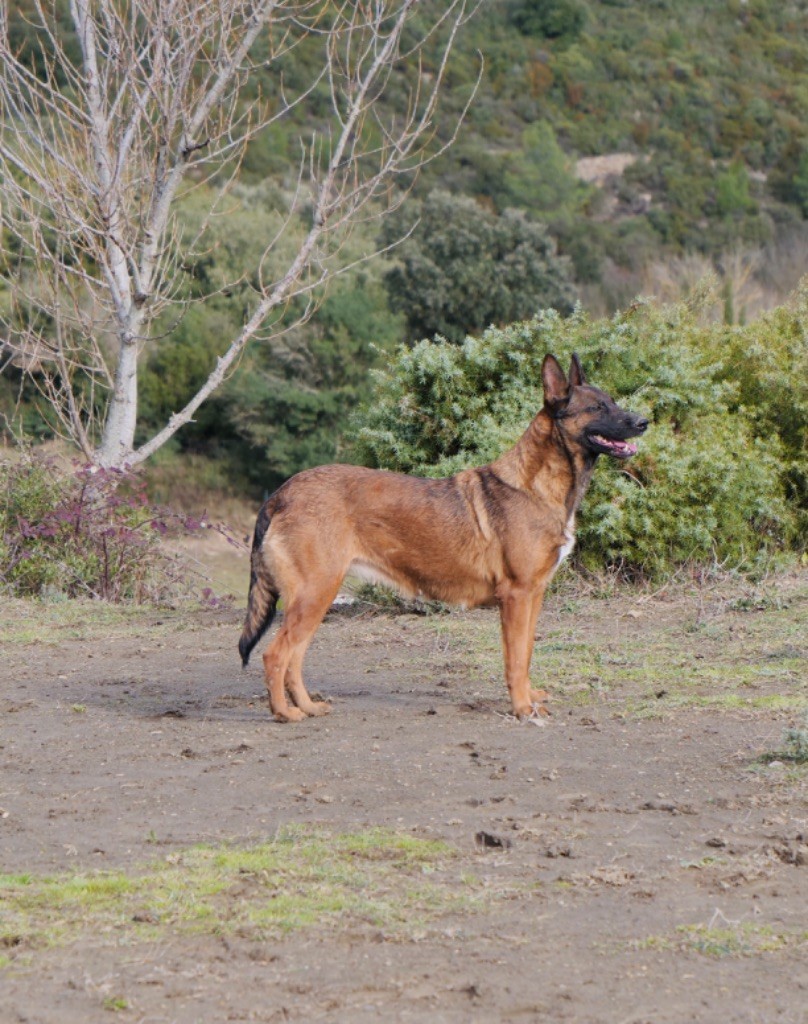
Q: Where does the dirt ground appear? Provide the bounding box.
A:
[1,558,806,1024]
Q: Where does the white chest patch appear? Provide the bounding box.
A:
[556,518,576,568]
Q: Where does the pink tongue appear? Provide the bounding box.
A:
[596,436,637,454]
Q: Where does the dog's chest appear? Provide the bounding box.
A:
[555,517,576,568]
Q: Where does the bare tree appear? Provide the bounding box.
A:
[0,0,475,467]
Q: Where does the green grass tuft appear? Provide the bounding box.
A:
[759,714,808,765]
[0,828,467,962]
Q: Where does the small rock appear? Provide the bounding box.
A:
[475,830,511,851]
[132,910,160,924]
[774,843,808,866]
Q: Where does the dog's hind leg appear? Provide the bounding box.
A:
[285,641,331,717]
[263,627,303,723]
[263,579,342,722]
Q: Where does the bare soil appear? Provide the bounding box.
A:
[1,564,807,1024]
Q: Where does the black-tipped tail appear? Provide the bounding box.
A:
[238,503,279,667]
[238,590,277,667]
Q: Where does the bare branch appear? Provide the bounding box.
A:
[0,0,474,467]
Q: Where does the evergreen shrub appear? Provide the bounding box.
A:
[352,296,803,577]
[722,287,808,540]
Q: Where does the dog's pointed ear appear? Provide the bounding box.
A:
[568,353,586,388]
[542,354,569,409]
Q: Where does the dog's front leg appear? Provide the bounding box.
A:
[499,588,542,719]
[526,588,550,710]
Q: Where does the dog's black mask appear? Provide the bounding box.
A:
[577,389,649,459]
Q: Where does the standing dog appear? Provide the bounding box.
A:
[239,354,648,722]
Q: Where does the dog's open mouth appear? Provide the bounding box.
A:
[588,434,638,458]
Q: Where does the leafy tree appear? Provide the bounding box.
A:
[716,160,756,218]
[382,191,576,344]
[509,0,588,40]
[503,123,587,222]
[213,276,405,491]
[720,287,808,538]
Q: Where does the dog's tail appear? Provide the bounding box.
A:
[238,503,280,668]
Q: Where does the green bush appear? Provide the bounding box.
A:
[721,286,808,538]
[509,0,588,40]
[351,296,801,577]
[381,190,576,344]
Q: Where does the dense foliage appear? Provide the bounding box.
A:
[130,182,407,494]
[438,0,808,275]
[381,191,576,342]
[352,292,806,577]
[4,0,808,503]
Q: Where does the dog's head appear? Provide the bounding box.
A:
[542,354,649,459]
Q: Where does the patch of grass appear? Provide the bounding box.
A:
[102,997,129,1013]
[725,583,796,613]
[0,597,193,646]
[759,714,808,765]
[633,923,808,958]
[630,934,675,953]
[678,923,808,958]
[0,828,471,963]
[630,692,808,719]
[421,573,807,716]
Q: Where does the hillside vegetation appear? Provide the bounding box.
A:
[2,0,807,536]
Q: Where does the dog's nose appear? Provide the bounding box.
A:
[634,417,650,432]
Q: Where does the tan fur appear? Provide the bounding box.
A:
[240,354,647,722]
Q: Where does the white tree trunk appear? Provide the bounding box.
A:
[0,0,476,468]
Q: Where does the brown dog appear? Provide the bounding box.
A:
[239,354,648,722]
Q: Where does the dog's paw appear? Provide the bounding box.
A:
[274,706,307,723]
[513,701,551,723]
[307,701,331,717]
[513,703,533,719]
